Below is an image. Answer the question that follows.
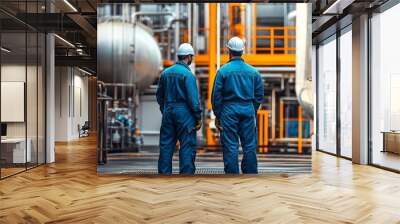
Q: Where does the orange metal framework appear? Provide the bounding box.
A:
[195,26,296,66]
[257,110,269,153]
[206,3,218,146]
[298,106,303,153]
[278,100,309,154]
[203,3,297,147]
[254,26,296,54]
[228,3,246,39]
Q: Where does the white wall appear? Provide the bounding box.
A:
[55,67,89,141]
[1,65,26,141]
[1,65,36,138]
[1,64,46,164]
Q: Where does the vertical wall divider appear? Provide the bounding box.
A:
[336,27,341,157]
[0,22,2,179]
[367,11,373,165]
[36,32,39,167]
[25,0,28,171]
[0,0,48,180]
[315,44,319,151]
[36,0,39,167]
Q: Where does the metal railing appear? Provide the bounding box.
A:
[253,26,296,55]
[195,25,295,55]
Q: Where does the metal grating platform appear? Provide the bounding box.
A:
[98,167,312,175]
[98,149,312,174]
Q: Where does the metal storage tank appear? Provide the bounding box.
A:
[97,20,162,90]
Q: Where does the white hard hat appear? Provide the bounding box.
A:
[226,36,245,52]
[177,43,194,56]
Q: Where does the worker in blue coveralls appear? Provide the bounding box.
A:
[156,43,202,175]
[212,37,264,174]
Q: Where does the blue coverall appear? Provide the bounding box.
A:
[211,57,264,174]
[156,61,202,174]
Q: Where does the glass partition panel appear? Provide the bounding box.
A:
[38,32,45,165]
[317,36,337,154]
[27,30,38,169]
[339,28,352,158]
[371,5,400,171]
[0,0,47,179]
[1,30,28,177]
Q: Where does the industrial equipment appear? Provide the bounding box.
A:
[97,3,313,172]
[97,4,162,164]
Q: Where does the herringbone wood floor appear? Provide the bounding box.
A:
[1,136,400,224]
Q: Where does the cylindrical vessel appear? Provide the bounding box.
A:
[97,21,162,90]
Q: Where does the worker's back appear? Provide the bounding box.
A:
[156,60,201,121]
[158,61,191,105]
[217,57,261,103]
[212,57,263,119]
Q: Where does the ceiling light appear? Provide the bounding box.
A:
[1,47,11,53]
[323,0,355,15]
[78,67,93,76]
[54,34,75,48]
[63,0,78,12]
[288,10,296,20]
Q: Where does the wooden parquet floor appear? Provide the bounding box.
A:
[1,136,400,224]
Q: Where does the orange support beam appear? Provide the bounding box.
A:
[271,29,275,54]
[271,89,276,143]
[264,110,269,153]
[207,3,218,146]
[163,59,174,67]
[258,111,264,153]
[284,27,289,54]
[298,106,303,154]
[207,3,217,110]
[195,54,295,67]
[252,4,256,54]
[257,110,269,153]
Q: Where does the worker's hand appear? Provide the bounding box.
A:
[195,120,202,131]
[215,119,223,131]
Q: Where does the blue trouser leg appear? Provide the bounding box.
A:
[239,114,258,174]
[158,110,176,174]
[175,107,197,174]
[178,130,196,174]
[220,107,240,174]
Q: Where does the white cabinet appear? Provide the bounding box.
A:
[1,138,32,163]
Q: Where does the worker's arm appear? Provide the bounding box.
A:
[211,71,223,119]
[156,75,165,114]
[185,73,202,121]
[253,72,264,114]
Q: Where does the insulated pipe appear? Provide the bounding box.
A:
[132,12,185,33]
[188,3,192,43]
[245,3,252,52]
[216,3,221,70]
[295,4,313,118]
[175,3,180,58]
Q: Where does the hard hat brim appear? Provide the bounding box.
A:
[226,44,244,52]
[177,53,194,56]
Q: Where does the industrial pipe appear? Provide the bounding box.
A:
[295,4,313,118]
